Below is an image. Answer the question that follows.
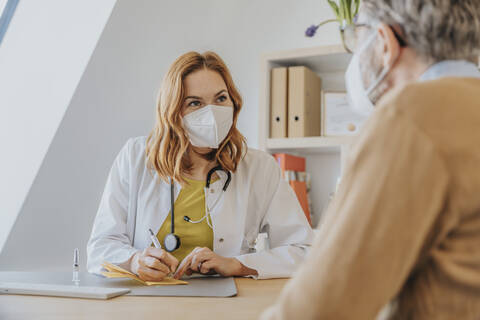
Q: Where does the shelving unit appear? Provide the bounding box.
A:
[258,44,353,226]
[267,136,351,154]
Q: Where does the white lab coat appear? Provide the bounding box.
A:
[87,137,314,279]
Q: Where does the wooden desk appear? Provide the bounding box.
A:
[0,278,287,320]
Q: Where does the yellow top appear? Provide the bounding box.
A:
[155,177,214,262]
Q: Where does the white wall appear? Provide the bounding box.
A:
[0,0,117,254]
[0,0,341,271]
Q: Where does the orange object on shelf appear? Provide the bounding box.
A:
[273,153,311,226]
[289,180,311,226]
[273,153,306,176]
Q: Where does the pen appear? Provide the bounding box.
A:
[148,229,176,277]
[148,228,162,249]
[72,248,79,285]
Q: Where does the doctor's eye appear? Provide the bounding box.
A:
[216,95,228,103]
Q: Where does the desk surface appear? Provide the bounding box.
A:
[0,277,287,320]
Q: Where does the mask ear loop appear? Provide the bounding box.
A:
[359,29,401,100]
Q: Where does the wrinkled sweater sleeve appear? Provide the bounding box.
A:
[261,107,449,319]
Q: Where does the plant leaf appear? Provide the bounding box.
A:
[345,0,352,23]
[354,0,360,17]
[338,0,344,20]
[327,0,341,20]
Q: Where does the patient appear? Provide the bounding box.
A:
[262,0,480,319]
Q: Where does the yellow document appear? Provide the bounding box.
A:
[101,261,188,286]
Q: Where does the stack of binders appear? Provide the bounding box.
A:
[273,153,312,226]
[270,66,322,138]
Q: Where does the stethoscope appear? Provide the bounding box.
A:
[163,165,232,252]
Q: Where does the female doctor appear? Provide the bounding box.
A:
[87,51,313,280]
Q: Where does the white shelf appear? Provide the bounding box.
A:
[263,44,352,75]
[257,44,353,226]
[266,136,352,154]
[258,44,353,152]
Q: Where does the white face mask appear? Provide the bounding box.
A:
[183,105,234,148]
[345,33,393,116]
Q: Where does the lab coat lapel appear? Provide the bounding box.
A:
[151,179,182,235]
[207,171,242,255]
[206,170,230,216]
[133,178,182,249]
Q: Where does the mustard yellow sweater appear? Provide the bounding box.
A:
[262,78,480,320]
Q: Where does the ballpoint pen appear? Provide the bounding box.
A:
[148,228,175,277]
[72,248,80,285]
[148,228,162,249]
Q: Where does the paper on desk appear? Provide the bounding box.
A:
[101,261,188,286]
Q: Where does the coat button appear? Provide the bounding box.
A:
[219,238,224,243]
[210,189,215,194]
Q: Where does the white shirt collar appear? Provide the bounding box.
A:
[419,60,480,81]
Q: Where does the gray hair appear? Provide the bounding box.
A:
[362,0,480,63]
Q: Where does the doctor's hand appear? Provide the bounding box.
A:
[173,247,258,279]
[129,247,179,281]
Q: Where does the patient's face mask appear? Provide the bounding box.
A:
[182,105,233,148]
[345,32,395,116]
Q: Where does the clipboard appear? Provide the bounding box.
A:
[0,272,237,297]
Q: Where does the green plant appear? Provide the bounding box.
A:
[327,0,360,25]
[305,0,361,37]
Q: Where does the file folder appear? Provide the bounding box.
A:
[288,66,322,137]
[270,67,288,138]
[289,180,311,226]
[273,153,306,175]
[273,153,311,225]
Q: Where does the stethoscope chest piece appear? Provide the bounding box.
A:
[164,233,180,252]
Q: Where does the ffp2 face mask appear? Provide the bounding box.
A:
[345,32,394,116]
[182,105,234,148]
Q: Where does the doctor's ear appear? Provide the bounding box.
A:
[376,23,401,69]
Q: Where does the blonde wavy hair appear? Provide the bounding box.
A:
[146,51,246,184]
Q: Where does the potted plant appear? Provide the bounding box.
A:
[305,0,361,52]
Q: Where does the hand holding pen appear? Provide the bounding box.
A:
[127,229,179,281]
